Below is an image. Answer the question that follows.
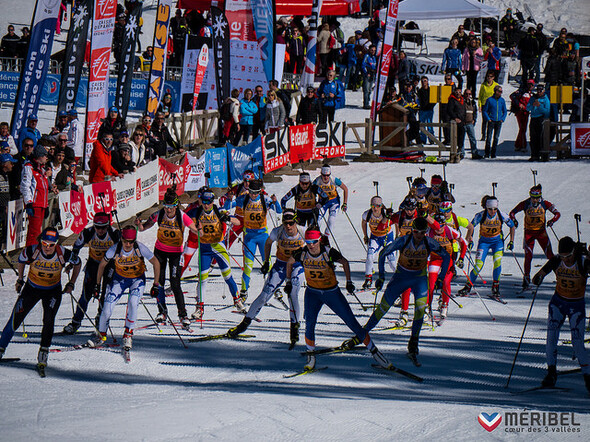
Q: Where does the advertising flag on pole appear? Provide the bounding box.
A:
[115,0,142,120]
[371,0,399,120]
[145,0,174,118]
[192,44,209,111]
[300,0,323,89]
[84,0,117,170]
[10,0,61,144]
[57,0,92,117]
[251,0,275,82]
[210,6,230,106]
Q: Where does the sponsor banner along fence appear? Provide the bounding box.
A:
[6,123,344,249]
[571,123,590,155]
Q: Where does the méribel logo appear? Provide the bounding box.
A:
[478,412,502,432]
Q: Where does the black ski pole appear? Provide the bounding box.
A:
[548,225,560,242]
[574,214,581,243]
[373,181,379,196]
[506,285,540,388]
[140,298,162,333]
[344,211,367,252]
[0,251,18,275]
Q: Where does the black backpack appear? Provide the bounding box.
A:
[220,100,233,122]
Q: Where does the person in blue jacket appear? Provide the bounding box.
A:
[18,114,41,150]
[318,70,345,123]
[361,45,377,109]
[442,38,463,90]
[340,36,358,90]
[235,89,258,146]
[482,85,507,158]
[526,83,551,161]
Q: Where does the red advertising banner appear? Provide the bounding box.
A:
[65,190,88,235]
[263,128,290,173]
[158,155,191,198]
[289,124,315,164]
[84,181,116,221]
[225,0,256,41]
[84,0,117,169]
[313,144,345,160]
[192,44,209,111]
[571,123,590,155]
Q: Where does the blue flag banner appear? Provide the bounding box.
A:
[10,0,61,143]
[251,0,274,83]
[205,147,228,188]
[227,136,263,186]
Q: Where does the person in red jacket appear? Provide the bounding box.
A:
[89,132,123,184]
[21,145,50,246]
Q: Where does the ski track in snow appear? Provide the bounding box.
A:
[2,1,590,439]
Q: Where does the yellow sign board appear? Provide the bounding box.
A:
[550,85,573,104]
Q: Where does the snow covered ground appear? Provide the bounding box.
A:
[2,1,590,440]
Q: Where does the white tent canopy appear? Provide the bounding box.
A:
[380,0,501,21]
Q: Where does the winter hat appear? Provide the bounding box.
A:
[305,228,322,242]
[299,172,311,183]
[412,217,428,232]
[121,226,137,242]
[282,209,297,223]
[558,236,575,255]
[486,197,499,209]
[32,145,48,158]
[93,212,110,227]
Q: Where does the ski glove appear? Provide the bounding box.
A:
[363,235,369,245]
[25,203,34,217]
[219,212,231,223]
[375,277,384,292]
[434,278,443,291]
[341,203,348,212]
[532,272,544,286]
[512,219,519,229]
[468,241,474,250]
[261,260,270,275]
[284,281,293,296]
[150,284,162,299]
[346,280,355,294]
[507,241,514,251]
[456,258,464,269]
[547,219,555,227]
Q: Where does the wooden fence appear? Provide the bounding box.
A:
[344,119,460,162]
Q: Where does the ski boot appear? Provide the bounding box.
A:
[362,275,372,290]
[191,302,204,320]
[541,365,557,388]
[180,316,191,328]
[89,332,107,348]
[239,288,248,302]
[341,335,361,351]
[491,281,500,296]
[407,336,421,367]
[289,322,300,350]
[457,283,472,297]
[522,276,530,290]
[440,303,448,319]
[63,321,80,335]
[370,346,392,369]
[123,330,133,350]
[227,317,252,338]
[304,352,316,371]
[155,312,167,323]
[233,296,246,313]
[37,347,48,377]
[395,310,409,327]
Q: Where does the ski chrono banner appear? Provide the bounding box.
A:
[115,0,142,120]
[371,0,399,120]
[10,0,61,144]
[57,0,92,117]
[210,7,230,106]
[146,0,174,118]
[251,0,275,83]
[300,0,323,89]
[84,0,117,170]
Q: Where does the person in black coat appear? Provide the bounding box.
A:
[98,106,127,143]
[543,49,562,88]
[447,87,467,158]
[518,27,540,86]
[296,87,323,125]
[150,112,181,157]
[111,144,136,174]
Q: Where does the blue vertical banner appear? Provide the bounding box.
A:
[251,0,275,83]
[205,147,228,188]
[226,136,263,186]
[10,0,61,143]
